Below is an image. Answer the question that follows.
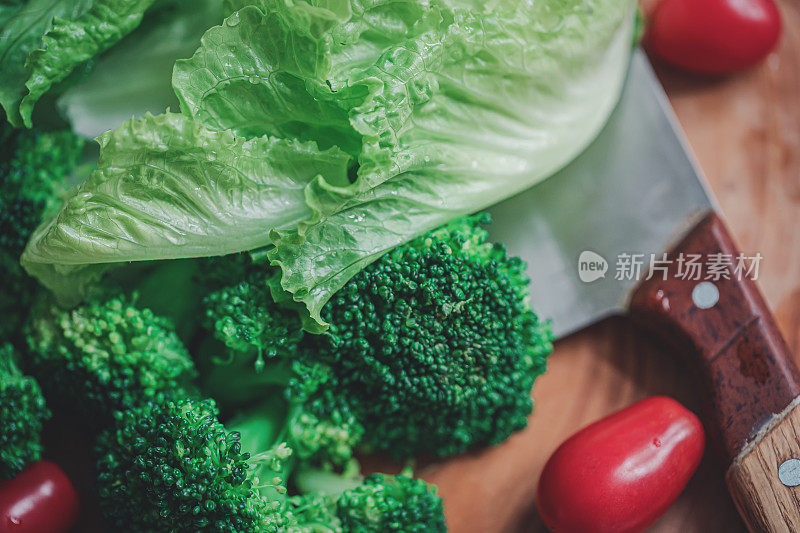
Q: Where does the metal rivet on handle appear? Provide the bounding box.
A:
[692,281,719,310]
[778,459,800,487]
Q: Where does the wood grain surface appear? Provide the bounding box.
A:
[422,1,800,531]
[727,400,800,533]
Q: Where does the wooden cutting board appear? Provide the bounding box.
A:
[423,1,800,531]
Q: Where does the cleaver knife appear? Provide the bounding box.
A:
[488,50,800,533]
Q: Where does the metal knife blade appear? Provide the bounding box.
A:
[487,50,717,338]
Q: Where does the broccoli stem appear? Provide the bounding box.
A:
[228,393,296,501]
[199,346,297,409]
[293,466,363,496]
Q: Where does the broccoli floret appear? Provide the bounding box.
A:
[228,364,364,477]
[200,273,364,472]
[203,270,303,372]
[0,343,51,479]
[190,213,547,529]
[101,252,269,350]
[337,473,446,533]
[287,386,364,473]
[291,467,446,532]
[0,128,84,255]
[229,397,444,533]
[285,493,341,532]
[197,264,320,411]
[0,127,85,343]
[315,213,553,458]
[96,395,350,532]
[26,296,197,424]
[95,397,294,533]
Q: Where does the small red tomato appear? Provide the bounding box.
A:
[647,0,782,75]
[0,461,80,533]
[537,396,705,533]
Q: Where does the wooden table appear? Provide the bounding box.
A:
[424,2,800,531]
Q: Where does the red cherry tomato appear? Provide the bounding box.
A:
[647,0,782,75]
[0,461,80,533]
[537,396,705,533]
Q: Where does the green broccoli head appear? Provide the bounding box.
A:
[0,127,85,343]
[223,357,365,477]
[287,386,364,473]
[337,473,446,533]
[201,213,551,459]
[0,343,51,479]
[26,296,197,424]
[0,128,84,256]
[203,270,303,372]
[96,397,293,533]
[316,213,553,458]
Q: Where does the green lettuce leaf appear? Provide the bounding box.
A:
[58,0,224,138]
[0,0,94,126]
[0,0,167,127]
[24,0,636,322]
[173,0,450,191]
[23,112,351,301]
[18,0,158,127]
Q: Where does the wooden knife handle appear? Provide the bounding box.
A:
[628,212,800,532]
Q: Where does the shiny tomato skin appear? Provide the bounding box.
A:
[537,396,705,533]
[647,0,782,75]
[0,461,79,533]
